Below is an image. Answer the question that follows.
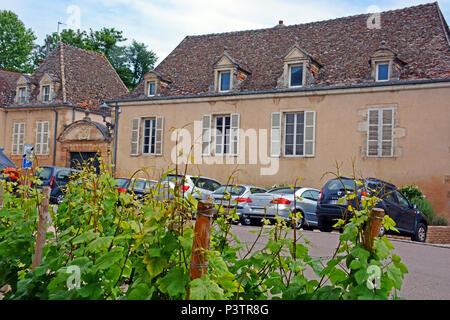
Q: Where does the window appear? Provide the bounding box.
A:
[35,121,49,155]
[42,85,50,102]
[283,111,315,156]
[250,188,267,194]
[376,63,389,81]
[142,118,156,154]
[130,117,164,156]
[215,115,231,155]
[289,64,303,87]
[193,177,221,192]
[18,87,27,104]
[219,71,231,92]
[302,190,320,201]
[367,108,394,157]
[394,191,410,208]
[148,82,156,96]
[12,123,25,155]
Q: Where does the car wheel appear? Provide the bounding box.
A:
[412,223,427,242]
[56,194,65,205]
[290,216,304,230]
[378,225,386,237]
[240,216,252,226]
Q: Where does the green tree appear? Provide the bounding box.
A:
[0,10,36,73]
[126,40,158,88]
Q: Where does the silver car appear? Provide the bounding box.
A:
[160,174,222,200]
[240,187,320,229]
[209,184,267,221]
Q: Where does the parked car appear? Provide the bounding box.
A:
[115,177,175,201]
[316,177,428,242]
[160,174,222,200]
[34,166,79,204]
[209,184,267,222]
[240,187,320,228]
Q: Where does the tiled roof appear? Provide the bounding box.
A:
[2,42,128,109]
[128,2,450,99]
[0,70,24,106]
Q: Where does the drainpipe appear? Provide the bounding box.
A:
[52,107,58,166]
[113,102,119,176]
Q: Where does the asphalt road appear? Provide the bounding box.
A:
[229,225,450,300]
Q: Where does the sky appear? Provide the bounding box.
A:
[1,0,450,65]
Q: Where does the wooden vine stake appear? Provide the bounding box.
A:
[186,200,213,299]
[363,207,385,251]
[32,186,51,270]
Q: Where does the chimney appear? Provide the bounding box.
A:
[279,20,284,25]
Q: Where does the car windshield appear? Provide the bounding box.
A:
[162,175,187,185]
[213,185,246,196]
[131,179,147,190]
[325,178,362,192]
[116,178,130,188]
[36,167,52,180]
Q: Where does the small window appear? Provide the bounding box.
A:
[219,71,231,92]
[148,82,156,96]
[42,85,50,102]
[18,87,27,104]
[289,64,303,87]
[376,63,389,81]
[250,188,267,194]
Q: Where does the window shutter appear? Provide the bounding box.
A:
[35,121,42,155]
[230,113,240,156]
[304,111,316,157]
[270,112,282,157]
[155,116,164,155]
[381,109,394,157]
[130,118,141,155]
[367,108,394,157]
[202,114,212,156]
[43,121,49,155]
[367,109,379,157]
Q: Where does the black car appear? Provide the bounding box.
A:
[35,166,78,204]
[316,177,428,242]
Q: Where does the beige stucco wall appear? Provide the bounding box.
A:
[115,83,450,219]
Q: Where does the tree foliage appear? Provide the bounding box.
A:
[0,10,36,73]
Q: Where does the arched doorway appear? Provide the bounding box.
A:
[57,116,112,173]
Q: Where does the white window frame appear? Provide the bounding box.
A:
[142,117,157,155]
[42,85,50,102]
[147,81,156,97]
[366,108,394,157]
[375,62,390,82]
[218,70,231,92]
[18,87,27,104]
[214,114,231,155]
[288,63,304,88]
[282,111,315,157]
[35,121,49,155]
[12,122,25,155]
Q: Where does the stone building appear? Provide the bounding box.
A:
[0,42,128,170]
[107,3,450,219]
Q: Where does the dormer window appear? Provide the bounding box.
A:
[42,85,50,102]
[278,44,322,89]
[376,62,390,82]
[18,87,27,104]
[147,81,156,96]
[219,71,231,92]
[369,41,406,83]
[289,64,304,87]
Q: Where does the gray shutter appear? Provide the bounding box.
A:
[367,109,379,157]
[202,114,212,156]
[304,111,316,157]
[35,121,42,155]
[381,109,394,157]
[155,116,164,155]
[270,112,282,157]
[230,113,240,156]
[130,118,141,155]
